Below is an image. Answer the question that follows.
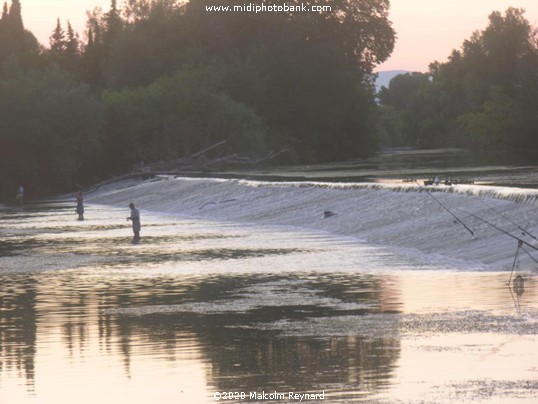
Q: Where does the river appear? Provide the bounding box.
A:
[1,151,538,403]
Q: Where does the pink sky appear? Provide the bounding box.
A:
[379,0,538,72]
[19,0,111,43]
[16,0,538,72]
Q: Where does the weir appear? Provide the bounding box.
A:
[235,178,538,205]
[2,183,538,404]
[86,176,538,271]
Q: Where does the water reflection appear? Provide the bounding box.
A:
[0,274,37,391]
[1,201,537,403]
[0,271,403,401]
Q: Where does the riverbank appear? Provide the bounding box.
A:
[86,176,538,270]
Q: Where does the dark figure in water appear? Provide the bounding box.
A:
[76,191,84,220]
[16,185,24,204]
[127,202,141,243]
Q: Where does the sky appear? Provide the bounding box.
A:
[15,0,538,72]
[379,0,538,72]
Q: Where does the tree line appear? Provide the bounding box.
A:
[0,0,395,199]
[378,7,538,153]
[2,1,536,200]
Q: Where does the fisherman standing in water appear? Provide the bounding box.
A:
[16,185,24,204]
[127,202,141,243]
[76,191,84,220]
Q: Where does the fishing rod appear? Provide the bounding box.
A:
[520,244,538,264]
[508,240,537,286]
[415,181,475,238]
[465,211,538,252]
[474,197,537,241]
[510,240,522,285]
[466,211,538,286]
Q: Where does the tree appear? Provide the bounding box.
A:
[377,72,454,147]
[0,3,8,60]
[101,0,185,89]
[182,0,394,160]
[378,7,538,152]
[444,8,538,150]
[378,73,431,110]
[65,22,80,58]
[103,0,122,49]
[93,0,394,161]
[47,19,81,74]
[49,18,65,56]
[0,64,104,197]
[102,66,267,172]
[459,86,522,149]
[0,0,39,65]
[7,0,23,36]
[82,1,126,88]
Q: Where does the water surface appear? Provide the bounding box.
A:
[1,201,537,403]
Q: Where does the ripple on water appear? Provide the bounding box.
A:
[2,200,538,404]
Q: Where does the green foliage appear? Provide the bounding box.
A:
[102,66,266,172]
[378,72,453,147]
[376,106,404,147]
[49,18,65,55]
[0,64,104,197]
[46,19,80,74]
[89,0,394,161]
[1,0,396,196]
[0,0,38,64]
[459,87,523,149]
[378,73,430,110]
[379,7,538,153]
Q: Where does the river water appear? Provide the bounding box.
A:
[1,197,537,403]
[2,151,538,403]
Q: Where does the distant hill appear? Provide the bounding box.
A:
[375,70,409,93]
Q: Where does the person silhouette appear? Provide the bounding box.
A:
[16,185,24,204]
[127,202,141,242]
[76,191,84,220]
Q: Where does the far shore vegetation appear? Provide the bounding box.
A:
[0,1,537,199]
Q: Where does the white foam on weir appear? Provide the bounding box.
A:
[86,176,538,271]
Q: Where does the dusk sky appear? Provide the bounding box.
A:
[17,0,538,72]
